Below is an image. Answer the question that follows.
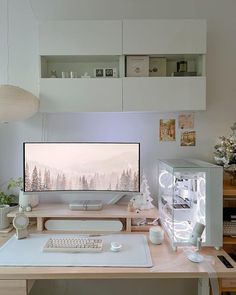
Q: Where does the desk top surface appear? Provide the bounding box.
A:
[0,230,235,280]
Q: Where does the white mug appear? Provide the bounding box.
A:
[149,226,164,244]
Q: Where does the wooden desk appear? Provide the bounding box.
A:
[0,230,235,295]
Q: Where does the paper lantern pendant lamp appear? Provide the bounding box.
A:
[0,85,39,122]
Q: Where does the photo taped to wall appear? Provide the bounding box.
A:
[159,119,176,142]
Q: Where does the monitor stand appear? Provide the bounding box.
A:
[69,194,128,211]
[69,200,103,211]
[107,193,127,205]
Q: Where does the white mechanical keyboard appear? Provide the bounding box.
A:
[223,221,236,236]
[43,237,103,253]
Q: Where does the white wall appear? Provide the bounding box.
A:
[0,0,236,294]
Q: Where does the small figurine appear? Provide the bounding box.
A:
[127,201,135,212]
[81,72,90,78]
[19,205,32,213]
[50,70,57,78]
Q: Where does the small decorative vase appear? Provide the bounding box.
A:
[0,205,10,229]
[19,190,39,208]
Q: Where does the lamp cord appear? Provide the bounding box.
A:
[6,0,9,84]
[41,113,48,142]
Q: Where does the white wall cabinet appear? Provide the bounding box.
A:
[123,77,206,112]
[39,19,206,113]
[122,19,206,112]
[39,20,122,55]
[40,79,122,112]
[39,20,123,112]
[123,19,207,54]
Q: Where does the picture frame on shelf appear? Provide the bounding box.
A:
[149,57,167,77]
[126,55,149,77]
[94,68,104,78]
[104,68,117,78]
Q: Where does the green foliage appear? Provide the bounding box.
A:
[0,177,23,205]
[7,177,23,190]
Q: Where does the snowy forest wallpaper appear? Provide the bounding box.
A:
[24,143,139,192]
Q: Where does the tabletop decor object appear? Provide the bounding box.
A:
[214,122,236,185]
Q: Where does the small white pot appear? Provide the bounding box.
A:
[0,205,10,229]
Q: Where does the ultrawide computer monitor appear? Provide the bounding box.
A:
[23,142,140,193]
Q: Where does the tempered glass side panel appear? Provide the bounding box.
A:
[158,162,175,247]
[158,160,206,249]
[172,170,206,245]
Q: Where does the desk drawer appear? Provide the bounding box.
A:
[0,280,27,295]
[221,278,236,288]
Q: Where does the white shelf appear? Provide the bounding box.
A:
[41,55,121,78]
[7,204,159,232]
[125,54,205,77]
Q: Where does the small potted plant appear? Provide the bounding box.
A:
[0,177,23,206]
[0,177,23,229]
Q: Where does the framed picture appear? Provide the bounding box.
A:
[104,68,117,78]
[180,131,196,146]
[126,56,149,77]
[94,68,104,78]
[149,57,167,77]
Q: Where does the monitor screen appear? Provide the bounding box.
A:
[23,142,140,192]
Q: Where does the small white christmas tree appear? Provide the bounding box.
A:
[139,173,154,210]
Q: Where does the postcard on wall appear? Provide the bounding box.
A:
[160,119,176,142]
[178,113,194,129]
[180,130,196,146]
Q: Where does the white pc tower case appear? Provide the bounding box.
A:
[158,159,223,251]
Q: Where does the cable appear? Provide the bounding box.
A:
[6,0,9,84]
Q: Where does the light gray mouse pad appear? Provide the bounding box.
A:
[0,234,152,267]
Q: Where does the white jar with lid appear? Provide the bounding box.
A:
[149,226,164,244]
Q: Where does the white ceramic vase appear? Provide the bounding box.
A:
[19,190,39,208]
[0,204,10,229]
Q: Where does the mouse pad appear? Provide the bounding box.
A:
[0,233,152,267]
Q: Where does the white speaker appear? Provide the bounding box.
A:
[13,212,29,239]
[19,190,39,208]
[45,219,123,232]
